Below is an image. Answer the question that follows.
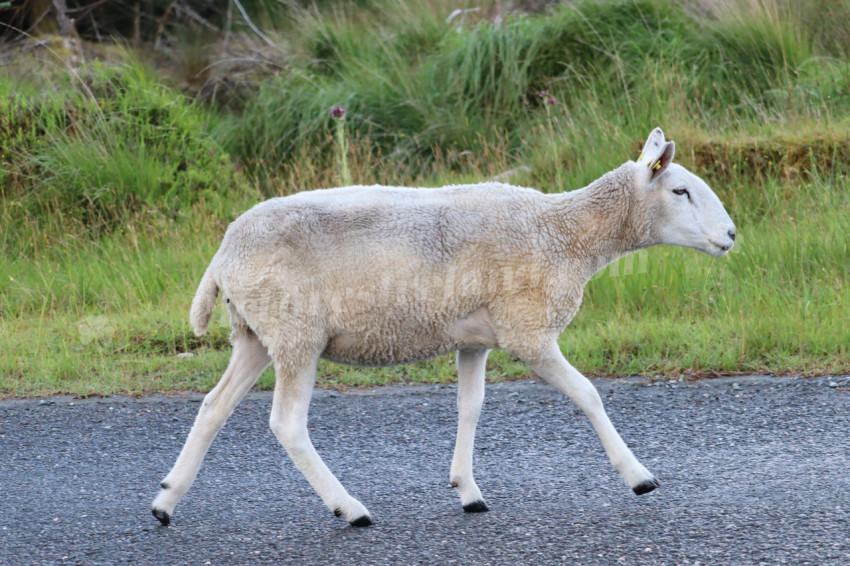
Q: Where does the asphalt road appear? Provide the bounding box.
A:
[2,375,849,565]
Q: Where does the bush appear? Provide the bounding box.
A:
[1,61,244,237]
[224,0,838,188]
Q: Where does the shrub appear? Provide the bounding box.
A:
[1,61,244,237]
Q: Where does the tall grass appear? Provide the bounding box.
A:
[1,61,247,242]
[1,0,849,396]
[221,0,849,194]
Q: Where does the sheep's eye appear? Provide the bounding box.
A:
[673,188,689,197]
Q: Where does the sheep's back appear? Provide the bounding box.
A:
[220,183,544,270]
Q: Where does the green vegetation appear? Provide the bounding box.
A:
[1,0,848,397]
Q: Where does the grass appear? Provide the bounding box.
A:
[1,0,849,397]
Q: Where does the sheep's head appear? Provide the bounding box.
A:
[636,128,736,257]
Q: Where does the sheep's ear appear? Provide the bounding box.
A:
[648,141,675,181]
[637,128,675,182]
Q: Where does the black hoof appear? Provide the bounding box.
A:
[463,500,489,513]
[633,478,661,495]
[152,508,171,526]
[349,515,373,527]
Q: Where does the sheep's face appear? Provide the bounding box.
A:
[636,128,736,258]
[648,164,736,257]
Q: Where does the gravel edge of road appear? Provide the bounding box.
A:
[4,373,849,408]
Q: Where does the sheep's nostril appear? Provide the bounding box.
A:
[728,229,736,241]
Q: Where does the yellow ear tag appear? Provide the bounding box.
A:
[638,151,645,162]
[653,161,662,171]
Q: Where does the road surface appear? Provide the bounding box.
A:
[2,375,849,565]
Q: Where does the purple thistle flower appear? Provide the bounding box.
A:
[331,105,346,119]
[536,90,557,105]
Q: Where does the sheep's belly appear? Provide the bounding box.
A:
[319,305,500,367]
[320,330,460,367]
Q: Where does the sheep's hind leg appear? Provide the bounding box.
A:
[151,330,272,525]
[526,340,659,495]
[269,356,372,527]
[450,348,490,513]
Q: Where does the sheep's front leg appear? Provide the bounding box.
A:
[527,341,659,494]
[151,331,272,525]
[450,348,490,512]
[269,357,372,527]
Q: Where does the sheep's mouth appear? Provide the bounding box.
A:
[708,239,733,256]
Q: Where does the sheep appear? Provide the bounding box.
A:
[151,127,736,527]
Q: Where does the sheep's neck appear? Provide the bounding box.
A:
[547,168,649,281]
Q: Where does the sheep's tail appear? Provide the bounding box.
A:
[189,267,219,336]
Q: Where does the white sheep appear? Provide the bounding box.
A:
[151,128,736,527]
